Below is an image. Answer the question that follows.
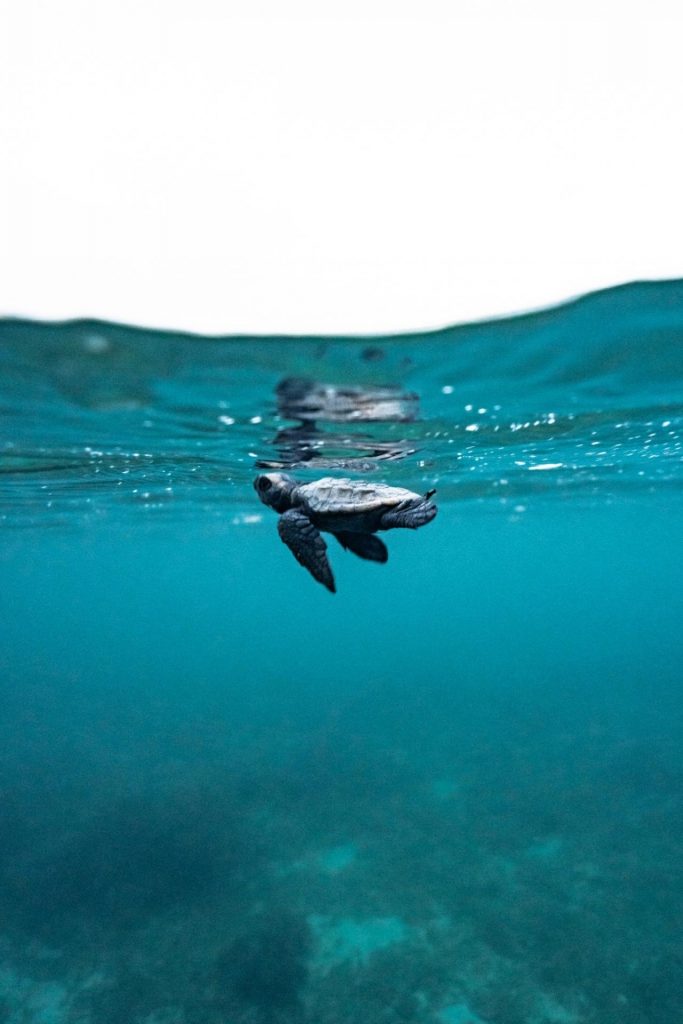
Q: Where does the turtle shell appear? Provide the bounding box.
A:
[298,477,417,516]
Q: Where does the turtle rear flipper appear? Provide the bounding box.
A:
[381,495,437,529]
[334,532,388,564]
[277,509,336,593]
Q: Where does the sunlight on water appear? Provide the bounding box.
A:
[1,280,682,1024]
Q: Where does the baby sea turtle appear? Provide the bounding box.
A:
[254,473,437,593]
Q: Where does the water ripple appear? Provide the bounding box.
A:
[1,280,682,526]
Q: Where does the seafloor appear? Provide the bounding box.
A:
[1,636,681,1024]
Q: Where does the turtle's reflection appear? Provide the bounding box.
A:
[256,377,419,471]
[274,377,418,423]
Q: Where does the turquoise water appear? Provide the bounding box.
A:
[1,280,682,1023]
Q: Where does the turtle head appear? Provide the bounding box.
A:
[253,472,296,513]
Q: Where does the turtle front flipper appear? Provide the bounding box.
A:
[277,509,336,593]
[334,532,388,564]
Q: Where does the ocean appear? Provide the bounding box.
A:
[1,280,682,1024]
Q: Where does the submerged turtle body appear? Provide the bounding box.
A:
[297,477,420,517]
[254,472,437,593]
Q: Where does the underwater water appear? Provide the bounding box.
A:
[0,279,682,1024]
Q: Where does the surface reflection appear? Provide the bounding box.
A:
[256,377,419,471]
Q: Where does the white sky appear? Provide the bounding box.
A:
[1,0,682,334]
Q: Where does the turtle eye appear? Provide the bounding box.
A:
[258,477,272,492]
